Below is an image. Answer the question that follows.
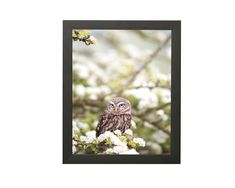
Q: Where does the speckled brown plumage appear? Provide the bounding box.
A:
[96,97,132,137]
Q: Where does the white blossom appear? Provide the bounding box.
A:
[97,131,112,142]
[85,86,111,99]
[105,148,114,154]
[152,131,169,144]
[125,88,158,109]
[124,129,133,136]
[114,129,122,136]
[157,73,168,81]
[100,85,111,95]
[97,131,125,146]
[156,109,164,116]
[73,64,89,79]
[144,121,155,129]
[77,122,89,129]
[113,145,128,154]
[120,149,139,155]
[133,80,143,87]
[89,36,96,44]
[87,76,97,86]
[138,100,150,110]
[80,136,87,142]
[73,146,77,153]
[72,140,77,146]
[148,81,155,87]
[133,138,146,147]
[85,131,96,143]
[86,87,100,95]
[79,131,96,143]
[110,135,125,146]
[161,96,171,103]
[139,95,158,109]
[72,120,77,127]
[141,81,148,87]
[74,84,85,97]
[89,94,98,100]
[156,88,171,103]
[156,110,168,121]
[72,120,80,132]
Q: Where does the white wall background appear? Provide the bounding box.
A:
[0,0,235,187]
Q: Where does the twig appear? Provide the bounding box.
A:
[135,30,162,43]
[126,84,170,90]
[132,102,171,117]
[73,97,105,108]
[143,119,170,135]
[153,121,170,135]
[134,115,170,135]
[116,34,171,96]
[145,102,171,115]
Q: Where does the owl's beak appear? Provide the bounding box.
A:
[114,107,119,113]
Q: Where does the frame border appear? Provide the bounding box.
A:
[63,20,181,164]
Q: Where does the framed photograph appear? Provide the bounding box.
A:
[63,20,181,164]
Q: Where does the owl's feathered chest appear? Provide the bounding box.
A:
[96,113,132,137]
[107,113,131,120]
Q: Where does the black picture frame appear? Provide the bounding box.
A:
[63,20,181,164]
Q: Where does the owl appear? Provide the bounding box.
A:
[96,97,132,137]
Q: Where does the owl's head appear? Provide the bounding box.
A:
[105,97,131,115]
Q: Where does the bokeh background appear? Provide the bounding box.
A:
[72,30,171,155]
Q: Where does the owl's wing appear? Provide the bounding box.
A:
[121,114,132,133]
[96,113,109,137]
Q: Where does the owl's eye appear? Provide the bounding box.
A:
[109,103,115,108]
[118,103,126,108]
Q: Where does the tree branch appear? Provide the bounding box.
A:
[135,102,171,116]
[147,119,170,135]
[127,84,170,90]
[73,97,171,135]
[135,30,162,43]
[116,34,171,96]
[133,115,170,135]
[73,97,105,108]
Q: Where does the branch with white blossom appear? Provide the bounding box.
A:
[116,34,171,95]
